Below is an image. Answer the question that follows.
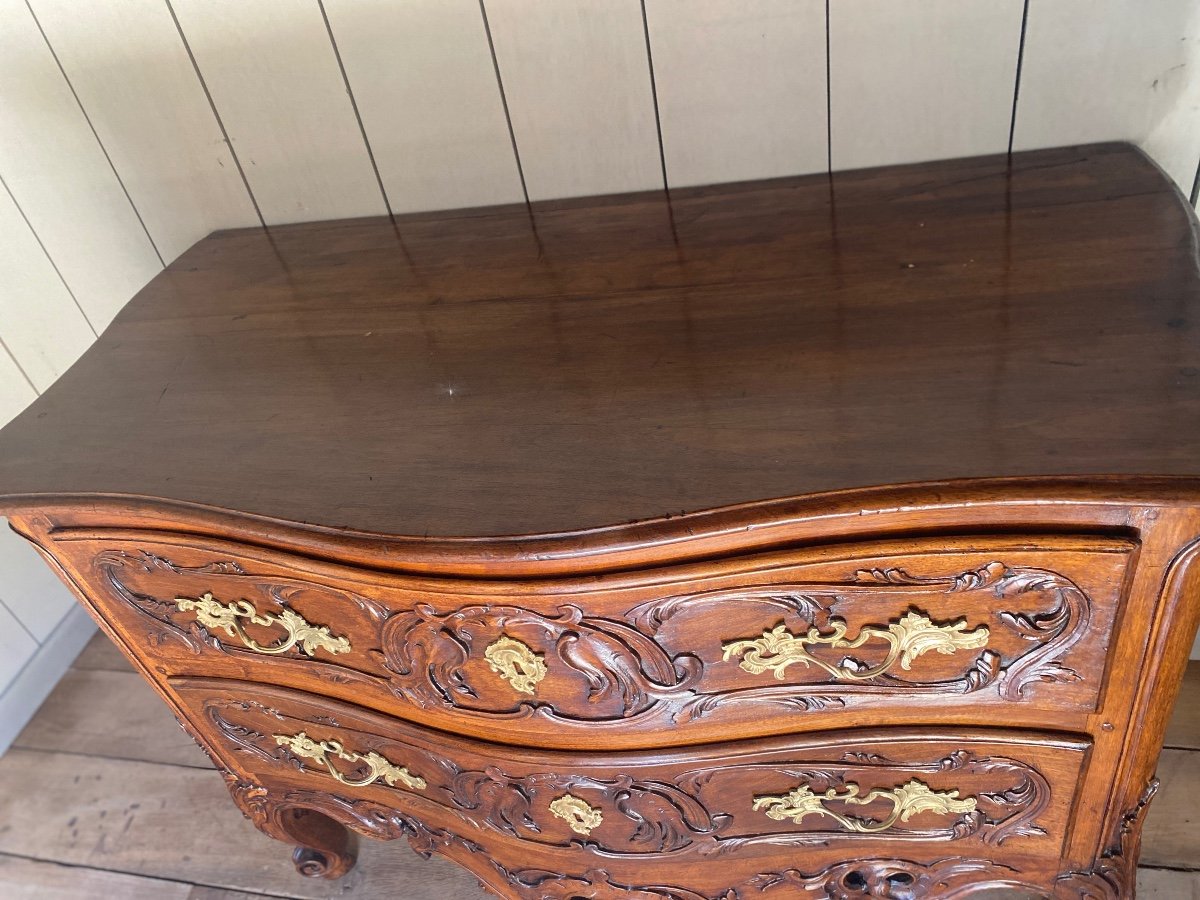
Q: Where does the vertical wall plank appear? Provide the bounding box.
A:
[1142,3,1200,199]
[0,186,93,392]
[30,0,260,263]
[644,0,827,187]
[0,0,163,331]
[829,0,1025,171]
[0,520,74,643]
[169,0,386,224]
[323,0,524,213]
[484,0,662,201]
[1015,0,1200,193]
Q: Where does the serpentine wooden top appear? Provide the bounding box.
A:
[0,143,1198,538]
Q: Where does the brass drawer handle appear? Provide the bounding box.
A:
[175,593,351,657]
[723,610,988,681]
[754,778,976,833]
[274,730,426,790]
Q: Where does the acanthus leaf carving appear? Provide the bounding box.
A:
[206,696,729,856]
[378,602,704,723]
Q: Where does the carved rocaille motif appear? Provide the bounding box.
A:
[752,777,978,833]
[378,601,707,721]
[378,561,1094,724]
[206,696,725,855]
[205,696,1050,857]
[494,856,1031,899]
[97,550,1096,728]
[745,857,1025,900]
[220,763,1054,899]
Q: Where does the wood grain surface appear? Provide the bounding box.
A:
[0,143,1197,537]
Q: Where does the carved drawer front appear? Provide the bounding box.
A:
[62,531,1134,749]
[177,679,1087,897]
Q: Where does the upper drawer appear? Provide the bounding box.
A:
[59,530,1135,749]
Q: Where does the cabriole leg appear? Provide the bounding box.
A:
[225,777,358,879]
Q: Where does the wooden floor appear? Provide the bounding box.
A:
[1,635,1198,899]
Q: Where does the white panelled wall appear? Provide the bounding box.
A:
[1,0,1200,748]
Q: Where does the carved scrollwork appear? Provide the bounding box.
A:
[100,549,1096,726]
[206,696,728,856]
[436,765,728,854]
[206,695,1050,862]
[373,562,1058,726]
[377,602,705,722]
[232,774,1049,899]
[496,856,1038,900]
[714,562,1089,699]
[222,775,359,879]
[748,857,1027,900]
[855,564,1092,700]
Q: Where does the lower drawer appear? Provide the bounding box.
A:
[174,679,1088,895]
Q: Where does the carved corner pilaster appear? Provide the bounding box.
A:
[1054,775,1160,899]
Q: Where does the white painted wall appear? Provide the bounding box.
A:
[1,0,1199,750]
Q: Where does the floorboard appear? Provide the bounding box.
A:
[1165,662,1200,750]
[0,854,194,900]
[1141,749,1200,870]
[70,633,134,673]
[1138,868,1200,899]
[13,669,211,768]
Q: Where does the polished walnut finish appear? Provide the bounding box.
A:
[1,143,1199,898]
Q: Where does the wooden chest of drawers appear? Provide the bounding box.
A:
[2,144,1200,897]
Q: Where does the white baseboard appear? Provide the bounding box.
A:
[0,605,96,755]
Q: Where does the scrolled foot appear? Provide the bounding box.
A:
[225,778,358,879]
[280,807,358,879]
